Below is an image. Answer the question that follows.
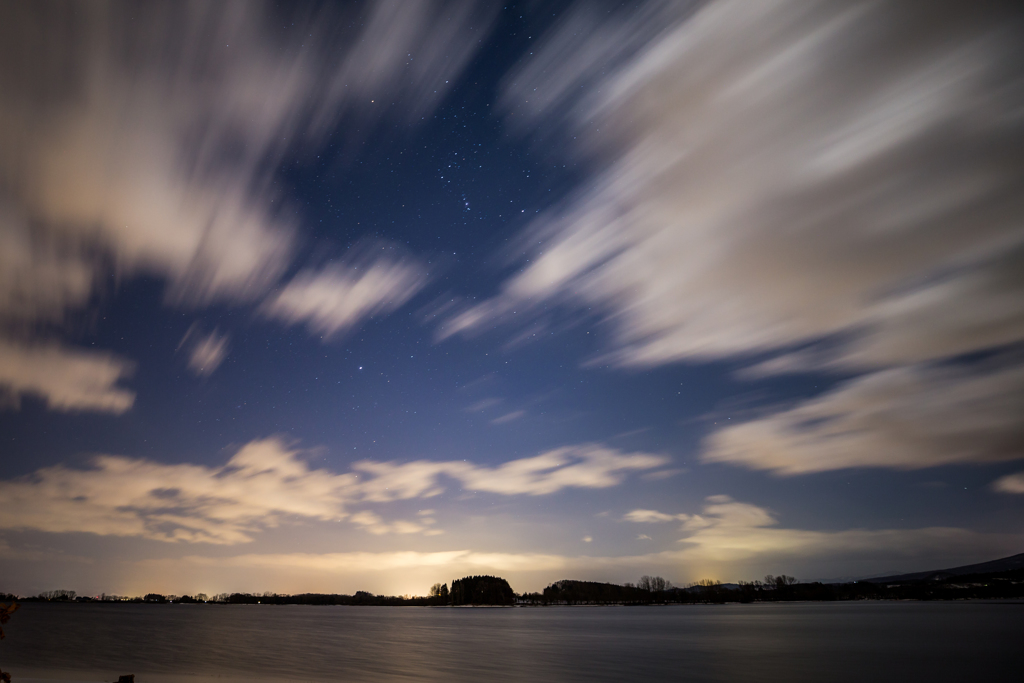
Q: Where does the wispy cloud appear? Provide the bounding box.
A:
[993,472,1024,494]
[465,398,503,412]
[447,0,1023,368]
[0,338,134,413]
[262,251,427,338]
[0,439,667,543]
[0,209,95,324]
[623,509,685,523]
[354,444,668,500]
[0,1,493,403]
[0,439,356,544]
[702,362,1024,474]
[348,510,443,537]
[438,0,1024,472]
[0,1,492,311]
[664,496,1017,570]
[618,495,1022,576]
[490,410,525,425]
[178,325,230,377]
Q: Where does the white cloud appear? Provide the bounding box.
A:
[348,510,441,536]
[664,496,1011,570]
[623,509,683,523]
[993,472,1024,494]
[0,209,95,324]
[262,255,427,338]
[615,496,1022,579]
[0,0,490,333]
[437,0,1024,473]
[702,362,1024,473]
[0,338,135,413]
[178,326,230,377]
[355,444,668,500]
[0,439,666,543]
[448,0,1024,368]
[0,438,358,544]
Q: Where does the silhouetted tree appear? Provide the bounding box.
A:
[428,583,449,604]
[144,593,167,603]
[737,581,757,603]
[691,579,726,603]
[39,590,75,601]
[518,591,545,605]
[543,580,650,605]
[449,576,514,605]
[638,575,672,593]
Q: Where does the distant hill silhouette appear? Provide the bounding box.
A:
[865,552,1024,583]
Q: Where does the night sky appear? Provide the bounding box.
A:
[1,0,1023,597]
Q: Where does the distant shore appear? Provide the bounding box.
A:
[5,566,1023,607]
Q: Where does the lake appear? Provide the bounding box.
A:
[3,601,1021,682]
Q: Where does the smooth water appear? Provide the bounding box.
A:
[3,602,1021,682]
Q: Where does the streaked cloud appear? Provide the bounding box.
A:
[438,0,1024,473]
[993,472,1024,494]
[702,362,1024,474]
[623,509,683,523]
[490,410,525,425]
[0,209,95,324]
[0,438,356,544]
[354,444,668,500]
[0,439,666,543]
[0,338,134,413]
[616,495,1022,577]
[465,398,503,412]
[178,325,230,377]
[449,0,1023,368]
[348,510,443,536]
[662,496,1017,570]
[0,1,491,403]
[262,254,427,338]
[0,0,492,312]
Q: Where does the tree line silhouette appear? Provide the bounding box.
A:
[5,564,1023,609]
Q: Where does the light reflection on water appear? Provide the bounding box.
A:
[5,602,1022,682]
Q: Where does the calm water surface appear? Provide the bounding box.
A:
[4,602,1021,682]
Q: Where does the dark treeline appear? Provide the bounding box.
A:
[1,590,445,606]
[449,576,514,606]
[191,591,445,606]
[526,570,1024,605]
[6,567,1023,606]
